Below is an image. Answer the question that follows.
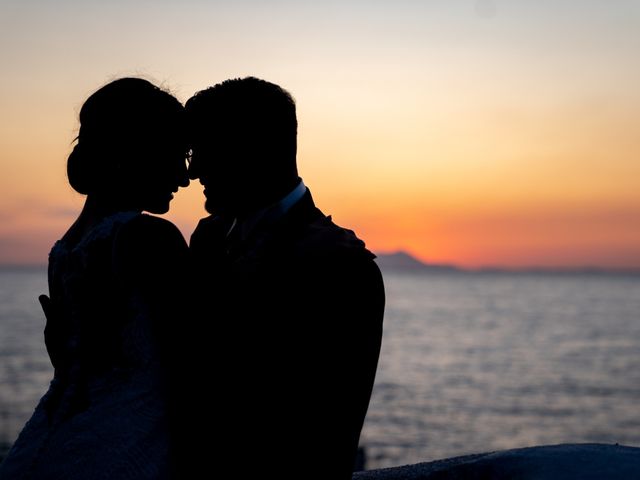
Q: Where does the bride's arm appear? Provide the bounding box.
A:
[112,215,190,475]
[112,214,189,336]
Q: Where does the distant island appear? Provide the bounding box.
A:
[374,251,640,275]
[374,251,460,273]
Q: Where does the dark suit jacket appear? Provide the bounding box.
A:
[188,189,384,479]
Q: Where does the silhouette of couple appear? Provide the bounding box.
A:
[0,77,384,480]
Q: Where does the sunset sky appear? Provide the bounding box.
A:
[1,0,639,268]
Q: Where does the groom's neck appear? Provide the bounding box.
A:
[227,176,301,219]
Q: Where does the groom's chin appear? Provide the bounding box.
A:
[204,198,216,215]
[145,201,171,215]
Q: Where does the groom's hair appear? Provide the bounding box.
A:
[185,77,298,179]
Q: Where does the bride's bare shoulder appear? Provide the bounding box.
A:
[116,214,186,249]
[113,214,188,283]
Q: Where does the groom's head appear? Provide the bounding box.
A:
[186,77,299,216]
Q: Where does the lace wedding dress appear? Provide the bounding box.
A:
[0,212,171,480]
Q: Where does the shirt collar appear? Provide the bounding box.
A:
[231,178,307,241]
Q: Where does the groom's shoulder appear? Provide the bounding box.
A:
[194,214,217,228]
[283,189,375,264]
[189,214,232,255]
[191,215,228,240]
[291,214,384,305]
[292,212,376,265]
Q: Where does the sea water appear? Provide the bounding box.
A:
[1,268,639,469]
[361,271,640,468]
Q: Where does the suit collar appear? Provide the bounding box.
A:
[230,178,309,242]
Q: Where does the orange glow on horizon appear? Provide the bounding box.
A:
[1,1,639,269]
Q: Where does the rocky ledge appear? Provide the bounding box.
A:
[354,444,640,480]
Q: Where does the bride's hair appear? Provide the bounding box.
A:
[67,77,183,195]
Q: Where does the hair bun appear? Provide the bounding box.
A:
[66,77,184,196]
[67,142,92,195]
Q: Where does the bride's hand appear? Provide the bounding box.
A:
[39,294,67,371]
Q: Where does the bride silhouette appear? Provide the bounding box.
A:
[0,78,190,479]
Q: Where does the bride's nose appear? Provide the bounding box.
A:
[188,156,200,180]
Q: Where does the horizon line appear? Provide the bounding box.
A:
[2,258,640,275]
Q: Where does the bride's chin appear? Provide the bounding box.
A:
[143,191,176,214]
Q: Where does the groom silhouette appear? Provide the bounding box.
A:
[186,77,384,479]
